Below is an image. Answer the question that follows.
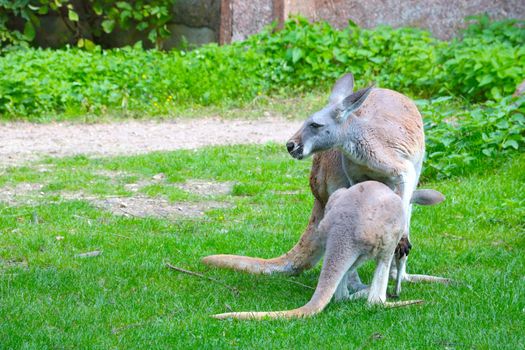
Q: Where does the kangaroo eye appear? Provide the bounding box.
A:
[309,122,323,129]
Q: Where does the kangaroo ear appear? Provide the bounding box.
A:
[339,85,374,120]
[411,189,445,206]
[329,73,354,105]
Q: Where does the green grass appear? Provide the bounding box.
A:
[1,144,524,349]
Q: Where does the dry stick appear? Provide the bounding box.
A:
[165,262,239,296]
[284,278,315,290]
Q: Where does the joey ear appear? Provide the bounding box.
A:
[411,189,445,206]
[329,73,354,105]
[339,85,374,120]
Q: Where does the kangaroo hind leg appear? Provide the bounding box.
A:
[212,240,361,320]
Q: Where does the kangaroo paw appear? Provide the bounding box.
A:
[395,236,412,259]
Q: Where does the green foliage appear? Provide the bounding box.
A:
[435,16,525,102]
[439,41,524,101]
[93,0,177,48]
[243,18,443,95]
[0,44,261,117]
[1,16,523,119]
[0,0,40,47]
[421,96,525,178]
[0,0,177,49]
[461,15,525,46]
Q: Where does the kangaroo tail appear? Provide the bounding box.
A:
[202,254,295,275]
[384,300,424,308]
[212,304,323,320]
[203,200,326,275]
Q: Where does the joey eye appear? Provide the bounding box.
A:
[309,122,323,129]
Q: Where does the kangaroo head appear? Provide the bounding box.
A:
[286,73,373,159]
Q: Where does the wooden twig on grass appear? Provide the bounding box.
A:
[165,262,239,296]
[284,278,315,290]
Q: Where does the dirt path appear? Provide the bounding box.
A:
[0,118,301,167]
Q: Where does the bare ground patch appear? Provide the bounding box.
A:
[0,172,235,219]
[174,179,235,197]
[90,171,236,197]
[91,196,231,219]
[0,118,301,167]
[0,183,45,206]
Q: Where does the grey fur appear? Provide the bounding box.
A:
[204,73,450,302]
[213,182,442,320]
[287,73,429,296]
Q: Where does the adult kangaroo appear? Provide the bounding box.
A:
[203,73,448,294]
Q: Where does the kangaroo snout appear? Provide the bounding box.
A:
[286,140,304,160]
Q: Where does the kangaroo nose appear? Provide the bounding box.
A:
[286,141,295,153]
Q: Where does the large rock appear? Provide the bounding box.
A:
[164,24,217,49]
[231,0,273,42]
[172,0,221,29]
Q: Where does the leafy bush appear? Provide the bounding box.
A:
[0,16,523,179]
[243,18,443,96]
[461,15,525,46]
[0,44,263,117]
[1,16,523,119]
[436,16,525,102]
[422,96,525,178]
[0,0,177,49]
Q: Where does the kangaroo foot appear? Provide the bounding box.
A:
[348,287,370,300]
[346,269,368,293]
[403,274,452,284]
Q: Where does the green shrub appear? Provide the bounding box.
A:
[439,37,525,102]
[0,44,264,117]
[0,0,178,49]
[1,16,523,119]
[435,16,525,102]
[241,18,443,95]
[461,15,525,46]
[0,16,523,179]
[422,96,525,178]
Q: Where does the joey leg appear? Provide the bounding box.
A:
[347,269,368,293]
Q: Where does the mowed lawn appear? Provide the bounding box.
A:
[0,144,524,349]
